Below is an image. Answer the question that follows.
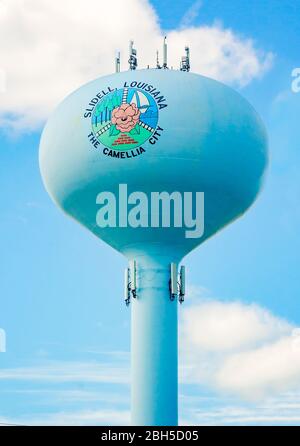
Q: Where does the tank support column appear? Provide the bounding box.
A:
[130,254,179,426]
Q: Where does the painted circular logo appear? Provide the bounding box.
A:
[91,87,159,151]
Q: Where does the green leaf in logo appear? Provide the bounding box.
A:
[109,124,120,136]
[130,124,140,135]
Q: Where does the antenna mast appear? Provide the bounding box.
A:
[163,36,168,69]
[180,46,190,72]
[115,51,121,73]
[156,50,161,69]
[129,40,138,70]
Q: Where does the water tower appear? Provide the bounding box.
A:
[39,40,268,426]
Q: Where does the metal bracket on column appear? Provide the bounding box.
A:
[169,263,186,303]
[130,260,137,299]
[178,265,185,304]
[124,268,131,306]
[169,263,178,301]
[124,260,137,306]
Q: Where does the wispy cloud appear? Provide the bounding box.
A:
[0,409,130,426]
[0,354,131,425]
[0,360,129,384]
[2,294,300,425]
[180,0,202,29]
[180,391,300,426]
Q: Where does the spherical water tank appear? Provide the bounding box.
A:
[40,69,267,260]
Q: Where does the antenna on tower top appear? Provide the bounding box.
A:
[115,51,121,73]
[180,46,190,72]
[156,50,161,69]
[163,36,168,69]
[129,40,138,70]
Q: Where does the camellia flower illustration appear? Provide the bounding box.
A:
[111,103,141,133]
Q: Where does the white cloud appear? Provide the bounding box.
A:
[215,334,300,400]
[0,0,273,131]
[181,300,291,352]
[167,26,273,87]
[180,292,300,401]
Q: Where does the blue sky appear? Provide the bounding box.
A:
[0,0,300,426]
